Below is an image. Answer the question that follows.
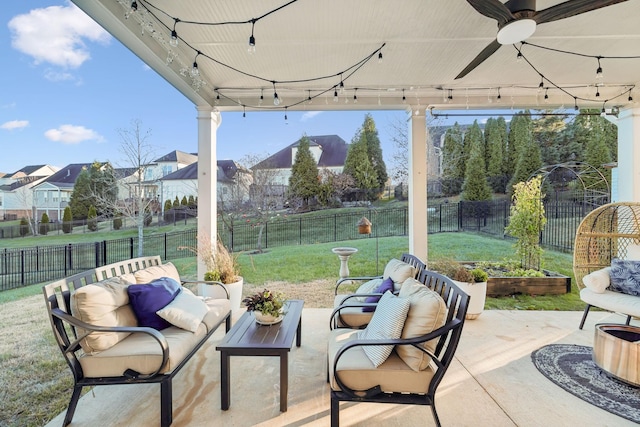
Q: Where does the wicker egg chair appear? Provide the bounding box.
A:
[573,202,640,328]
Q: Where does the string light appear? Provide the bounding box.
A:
[629,90,634,102]
[333,89,339,102]
[544,88,549,103]
[353,88,358,103]
[378,52,383,64]
[215,92,220,105]
[242,105,246,118]
[447,89,453,101]
[574,97,579,111]
[595,86,600,97]
[170,19,179,47]
[596,57,603,79]
[259,89,263,105]
[516,51,523,63]
[190,51,200,77]
[284,107,288,122]
[538,76,544,92]
[339,76,345,94]
[402,89,406,104]
[248,19,256,54]
[130,1,138,12]
[497,87,501,103]
[307,90,312,104]
[272,82,280,106]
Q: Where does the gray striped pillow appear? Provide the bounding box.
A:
[358,291,410,367]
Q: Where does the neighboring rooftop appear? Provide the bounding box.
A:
[154,150,198,165]
[253,135,348,169]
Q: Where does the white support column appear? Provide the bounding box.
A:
[408,110,428,263]
[616,107,640,202]
[196,106,221,280]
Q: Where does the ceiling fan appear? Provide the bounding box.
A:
[455,0,629,79]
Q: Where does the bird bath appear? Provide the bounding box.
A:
[332,247,358,280]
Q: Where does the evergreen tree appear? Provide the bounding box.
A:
[188,195,196,207]
[69,162,117,220]
[532,112,567,165]
[508,138,543,193]
[19,217,29,237]
[461,135,492,201]
[486,117,508,192]
[288,135,320,208]
[69,167,91,220]
[39,212,50,236]
[506,112,533,183]
[359,114,388,197]
[173,196,180,209]
[62,206,73,234]
[163,200,173,222]
[181,196,188,206]
[584,127,612,190]
[113,212,123,230]
[343,133,378,201]
[87,205,98,231]
[441,122,465,196]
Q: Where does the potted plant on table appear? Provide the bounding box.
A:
[430,258,488,320]
[243,289,286,325]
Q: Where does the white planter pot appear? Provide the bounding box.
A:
[453,280,487,320]
[199,276,244,315]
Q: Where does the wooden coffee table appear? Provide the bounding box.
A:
[216,299,304,412]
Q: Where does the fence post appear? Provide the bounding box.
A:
[102,241,107,266]
[21,250,25,285]
[164,233,168,260]
[95,242,100,268]
[130,237,134,259]
[299,217,302,245]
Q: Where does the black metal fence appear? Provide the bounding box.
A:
[0,199,600,291]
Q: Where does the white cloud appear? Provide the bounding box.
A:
[8,3,110,69]
[1,120,29,130]
[44,69,75,82]
[301,111,323,122]
[44,125,104,145]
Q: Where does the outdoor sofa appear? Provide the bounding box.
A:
[43,256,231,427]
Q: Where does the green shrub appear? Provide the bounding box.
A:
[113,213,123,230]
[39,213,49,235]
[19,217,29,237]
[87,205,98,231]
[62,206,73,234]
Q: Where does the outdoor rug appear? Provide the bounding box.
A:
[531,344,640,424]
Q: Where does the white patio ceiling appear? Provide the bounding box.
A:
[73,0,639,114]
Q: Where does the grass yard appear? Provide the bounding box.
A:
[0,232,582,427]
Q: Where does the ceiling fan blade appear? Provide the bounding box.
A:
[466,0,515,26]
[534,0,628,24]
[455,39,502,80]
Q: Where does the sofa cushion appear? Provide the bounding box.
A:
[363,278,394,312]
[328,328,434,394]
[128,277,182,330]
[609,259,640,296]
[134,262,181,284]
[582,267,611,293]
[332,295,373,328]
[71,276,138,354]
[344,278,383,303]
[358,291,410,367]
[397,278,447,371]
[383,259,416,291]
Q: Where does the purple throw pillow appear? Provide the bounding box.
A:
[127,277,181,330]
[362,277,394,312]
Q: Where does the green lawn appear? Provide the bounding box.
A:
[2,232,581,310]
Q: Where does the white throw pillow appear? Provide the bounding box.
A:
[397,278,447,371]
[626,244,640,261]
[156,288,209,332]
[582,267,611,293]
[358,291,410,367]
[383,259,416,291]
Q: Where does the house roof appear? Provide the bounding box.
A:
[160,160,243,183]
[7,165,53,178]
[115,167,138,179]
[38,163,94,189]
[0,175,47,191]
[253,135,348,170]
[154,150,198,165]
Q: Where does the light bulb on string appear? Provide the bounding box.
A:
[402,89,406,104]
[273,82,280,106]
[574,97,579,111]
[595,86,600,98]
[447,89,453,101]
[259,89,263,106]
[497,87,502,103]
[333,89,339,102]
[544,88,549,103]
[284,107,288,123]
[242,106,246,118]
[538,76,544,93]
[596,57,603,79]
[307,90,313,105]
[190,52,200,77]
[170,19,179,47]
[516,51,523,63]
[629,90,634,102]
[215,92,220,105]
[378,52,383,64]
[248,20,256,54]
[130,1,138,12]
[601,105,607,117]
[353,88,358,103]
[339,77,345,94]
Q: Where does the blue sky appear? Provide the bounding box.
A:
[0,1,487,175]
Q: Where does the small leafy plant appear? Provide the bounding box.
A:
[430,258,487,283]
[242,289,285,317]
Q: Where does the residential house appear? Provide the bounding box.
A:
[118,150,198,205]
[0,165,58,220]
[251,135,348,204]
[31,163,93,221]
[159,160,252,210]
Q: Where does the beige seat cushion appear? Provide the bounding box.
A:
[328,328,434,394]
[332,295,373,328]
[397,278,447,371]
[134,262,181,284]
[79,298,229,378]
[70,276,137,354]
[383,259,416,291]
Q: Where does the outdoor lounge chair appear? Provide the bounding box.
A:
[328,269,470,427]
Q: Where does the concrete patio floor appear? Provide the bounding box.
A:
[45,309,638,427]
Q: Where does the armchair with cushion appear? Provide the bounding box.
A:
[328,269,470,427]
[331,253,426,328]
